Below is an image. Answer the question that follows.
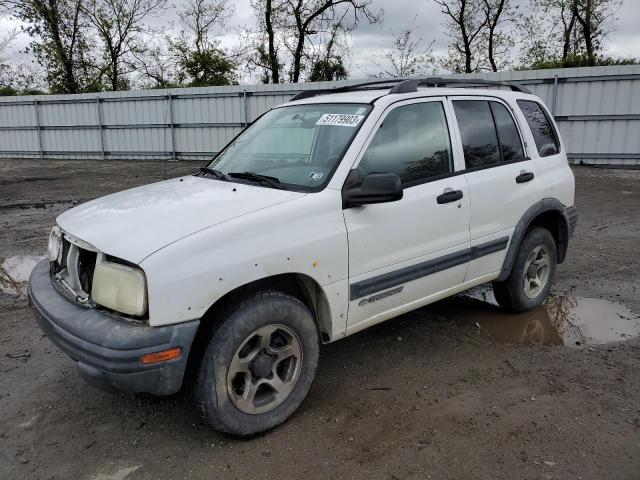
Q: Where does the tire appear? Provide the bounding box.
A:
[193,290,319,436]
[492,227,557,313]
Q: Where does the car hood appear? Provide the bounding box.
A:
[57,176,305,264]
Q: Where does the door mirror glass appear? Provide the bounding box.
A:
[342,172,403,208]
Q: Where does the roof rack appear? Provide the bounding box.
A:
[388,77,532,94]
[288,77,531,102]
[288,79,407,102]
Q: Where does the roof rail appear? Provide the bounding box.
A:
[287,77,532,102]
[388,77,532,94]
[288,79,407,102]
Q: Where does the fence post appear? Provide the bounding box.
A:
[34,100,43,160]
[96,97,105,161]
[243,90,249,127]
[168,93,177,161]
[551,74,559,116]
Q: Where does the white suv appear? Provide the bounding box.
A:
[28,78,577,436]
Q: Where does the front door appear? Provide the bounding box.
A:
[343,98,471,333]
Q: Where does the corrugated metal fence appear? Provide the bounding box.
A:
[1,65,639,165]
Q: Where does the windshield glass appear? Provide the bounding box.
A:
[209,103,371,190]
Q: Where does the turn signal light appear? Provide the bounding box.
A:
[140,347,182,365]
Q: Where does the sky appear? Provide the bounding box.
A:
[1,0,639,84]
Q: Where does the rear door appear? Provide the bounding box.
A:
[343,97,470,333]
[449,97,540,281]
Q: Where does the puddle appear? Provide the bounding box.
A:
[0,255,44,296]
[434,286,640,348]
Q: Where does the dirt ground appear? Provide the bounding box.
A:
[0,160,639,480]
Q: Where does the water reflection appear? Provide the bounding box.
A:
[0,255,44,296]
[432,287,640,348]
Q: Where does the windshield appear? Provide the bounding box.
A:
[208,103,371,190]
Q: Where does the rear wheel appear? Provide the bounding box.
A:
[194,291,319,436]
[492,227,557,312]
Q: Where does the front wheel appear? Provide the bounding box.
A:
[194,291,319,436]
[492,227,557,312]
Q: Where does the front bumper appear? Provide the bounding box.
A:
[28,260,200,395]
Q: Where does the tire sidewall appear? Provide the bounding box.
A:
[198,292,319,436]
[509,227,558,311]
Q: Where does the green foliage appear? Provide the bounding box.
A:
[176,46,237,87]
[20,88,48,95]
[308,57,348,82]
[519,53,638,70]
[0,85,47,96]
[0,86,19,96]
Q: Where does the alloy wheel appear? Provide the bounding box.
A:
[227,324,303,415]
[522,245,551,299]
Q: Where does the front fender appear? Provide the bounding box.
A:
[140,189,349,333]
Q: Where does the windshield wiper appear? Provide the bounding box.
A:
[228,171,284,189]
[199,166,227,180]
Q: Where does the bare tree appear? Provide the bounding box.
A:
[284,0,381,82]
[520,0,621,68]
[250,0,283,83]
[0,28,19,91]
[481,0,518,71]
[434,0,487,73]
[560,0,579,60]
[178,0,230,55]
[246,0,379,83]
[307,11,351,81]
[374,17,435,77]
[516,9,554,66]
[129,29,180,87]
[83,0,167,90]
[0,28,19,62]
[0,27,46,94]
[574,0,621,63]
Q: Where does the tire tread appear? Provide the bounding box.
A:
[492,227,557,313]
[192,290,317,436]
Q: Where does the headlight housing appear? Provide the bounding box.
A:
[91,262,148,316]
[48,226,62,262]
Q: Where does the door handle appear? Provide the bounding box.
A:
[516,171,535,183]
[437,189,463,204]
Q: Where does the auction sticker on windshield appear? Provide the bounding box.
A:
[316,114,364,127]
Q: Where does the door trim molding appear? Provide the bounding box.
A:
[349,236,509,300]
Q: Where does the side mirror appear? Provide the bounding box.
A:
[342,173,403,208]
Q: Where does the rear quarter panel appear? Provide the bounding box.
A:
[511,95,575,207]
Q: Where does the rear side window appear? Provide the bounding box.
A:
[490,102,525,161]
[517,100,559,157]
[358,102,453,186]
[452,100,501,168]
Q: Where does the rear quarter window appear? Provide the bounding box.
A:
[517,100,560,157]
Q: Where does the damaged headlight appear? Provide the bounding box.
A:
[48,226,62,262]
[91,262,148,316]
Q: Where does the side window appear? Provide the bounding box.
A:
[490,102,525,161]
[517,100,559,157]
[358,102,453,186]
[452,100,501,169]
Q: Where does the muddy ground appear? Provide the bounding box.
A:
[0,160,639,480]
